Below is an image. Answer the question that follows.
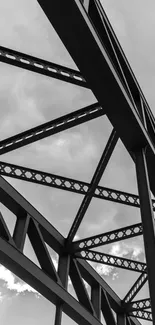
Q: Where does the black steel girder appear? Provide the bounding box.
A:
[37,0,155,205]
[0,103,104,155]
[0,174,142,325]
[0,46,88,88]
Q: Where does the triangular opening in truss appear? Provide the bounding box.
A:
[133,281,149,301]
[76,195,141,240]
[82,278,91,300]
[45,243,59,272]
[62,312,77,325]
[99,138,138,194]
[0,0,78,68]
[0,61,95,141]
[23,234,41,268]
[0,104,109,184]
[0,203,16,236]
[68,277,79,302]
[101,311,106,325]
[86,259,144,300]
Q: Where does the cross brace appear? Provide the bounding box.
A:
[75,250,146,273]
[1,161,155,211]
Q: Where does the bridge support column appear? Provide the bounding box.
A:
[135,148,155,323]
[117,314,126,325]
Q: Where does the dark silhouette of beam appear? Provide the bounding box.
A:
[0,103,104,155]
[0,45,88,88]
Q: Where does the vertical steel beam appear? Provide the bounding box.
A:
[117,314,127,325]
[13,213,30,251]
[91,283,101,321]
[135,148,155,322]
[54,254,70,325]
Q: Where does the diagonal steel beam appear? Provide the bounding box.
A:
[101,289,116,325]
[0,236,102,325]
[69,258,96,315]
[0,175,121,312]
[129,311,152,322]
[123,273,148,303]
[72,223,143,252]
[125,298,151,312]
[0,174,141,325]
[37,0,155,215]
[67,129,118,241]
[0,45,88,88]
[0,103,104,155]
[75,250,147,273]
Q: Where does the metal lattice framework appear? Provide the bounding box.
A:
[0,0,155,324]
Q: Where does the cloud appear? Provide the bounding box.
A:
[0,265,39,296]
[90,241,143,279]
[95,264,113,277]
[110,242,143,260]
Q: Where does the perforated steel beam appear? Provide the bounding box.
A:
[123,273,148,303]
[2,161,155,210]
[0,46,88,88]
[73,223,143,252]
[0,103,104,155]
[126,298,151,312]
[129,311,152,322]
[75,250,146,273]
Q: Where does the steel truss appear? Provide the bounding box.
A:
[0,0,154,324]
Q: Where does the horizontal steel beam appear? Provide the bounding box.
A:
[126,298,151,312]
[0,103,103,155]
[1,161,155,211]
[73,223,143,251]
[0,45,88,88]
[75,250,146,273]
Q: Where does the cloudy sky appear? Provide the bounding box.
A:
[0,0,154,324]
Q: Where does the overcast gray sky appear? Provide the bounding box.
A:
[0,0,153,324]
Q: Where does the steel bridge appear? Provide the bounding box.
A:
[0,0,154,324]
